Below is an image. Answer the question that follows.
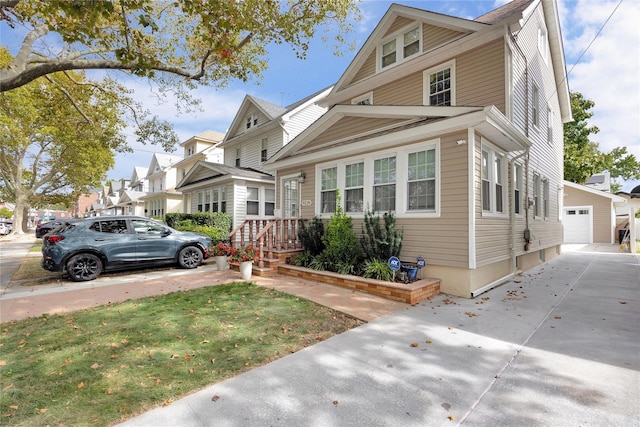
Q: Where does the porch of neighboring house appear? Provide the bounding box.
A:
[228,218,440,305]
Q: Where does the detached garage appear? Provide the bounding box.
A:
[563,181,625,244]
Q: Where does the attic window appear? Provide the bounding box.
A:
[351,92,373,105]
[538,19,549,64]
[377,25,421,71]
[246,114,258,130]
[423,60,455,106]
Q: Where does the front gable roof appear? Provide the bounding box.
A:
[564,180,626,204]
[176,161,274,190]
[130,166,148,184]
[146,153,181,177]
[328,3,488,101]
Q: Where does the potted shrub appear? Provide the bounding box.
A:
[212,242,231,271]
[230,244,258,280]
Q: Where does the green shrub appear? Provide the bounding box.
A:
[298,216,325,256]
[360,209,403,261]
[321,191,361,272]
[190,225,229,242]
[362,259,394,281]
[165,212,232,233]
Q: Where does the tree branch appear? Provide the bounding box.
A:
[44,74,92,124]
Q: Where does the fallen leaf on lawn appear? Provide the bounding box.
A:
[162,398,173,407]
[9,405,18,410]
[170,354,180,359]
[211,358,216,364]
[189,368,195,374]
[39,408,47,414]
[212,395,220,402]
[410,342,419,347]
[184,354,191,360]
[106,388,113,395]
[77,382,84,389]
[91,363,101,369]
[2,384,13,391]
[0,361,5,366]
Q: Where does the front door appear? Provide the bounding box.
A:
[282,178,299,218]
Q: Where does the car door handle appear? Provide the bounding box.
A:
[94,238,105,241]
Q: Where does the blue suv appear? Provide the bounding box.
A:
[41,216,212,281]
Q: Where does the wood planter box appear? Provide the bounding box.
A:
[277,264,440,305]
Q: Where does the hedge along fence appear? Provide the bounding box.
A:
[165,212,233,243]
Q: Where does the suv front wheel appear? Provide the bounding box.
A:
[178,246,202,269]
[66,253,103,281]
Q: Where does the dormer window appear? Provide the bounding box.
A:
[377,25,421,71]
[351,91,373,105]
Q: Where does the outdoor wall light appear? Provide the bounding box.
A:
[298,171,306,183]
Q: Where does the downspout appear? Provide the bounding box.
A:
[510,148,529,276]
[508,26,529,138]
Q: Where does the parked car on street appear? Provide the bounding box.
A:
[41,216,212,281]
[35,219,81,238]
[0,221,12,235]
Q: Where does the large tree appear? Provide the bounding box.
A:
[564,91,640,191]
[0,0,359,93]
[0,57,132,234]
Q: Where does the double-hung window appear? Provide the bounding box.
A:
[235,148,241,167]
[407,149,436,211]
[534,174,541,217]
[197,191,204,212]
[321,167,337,214]
[423,61,455,106]
[265,189,275,216]
[247,187,259,215]
[532,85,540,128]
[261,137,268,162]
[514,164,522,215]
[481,143,506,215]
[212,188,219,212]
[543,179,550,218]
[345,162,364,213]
[378,25,421,71]
[373,157,396,212]
[204,190,211,212]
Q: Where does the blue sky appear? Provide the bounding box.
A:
[2,0,639,191]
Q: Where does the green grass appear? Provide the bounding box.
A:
[0,282,361,426]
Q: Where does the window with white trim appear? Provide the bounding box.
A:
[265,188,275,216]
[235,147,241,167]
[345,162,364,213]
[197,191,204,212]
[532,84,540,128]
[321,167,337,214]
[534,174,541,217]
[204,189,211,212]
[378,25,421,71]
[547,106,553,145]
[481,144,506,215]
[315,140,439,217]
[423,61,455,106]
[543,179,550,218]
[212,187,219,212]
[261,137,268,162]
[220,186,227,213]
[246,114,258,130]
[514,164,522,215]
[373,156,396,212]
[407,149,436,211]
[247,187,259,216]
[538,21,549,64]
[351,92,373,105]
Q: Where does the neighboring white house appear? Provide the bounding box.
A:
[140,153,182,219]
[176,87,332,229]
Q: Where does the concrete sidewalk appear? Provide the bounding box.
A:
[117,249,640,427]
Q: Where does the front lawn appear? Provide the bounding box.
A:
[0,282,361,426]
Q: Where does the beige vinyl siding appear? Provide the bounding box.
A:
[349,21,467,87]
[383,16,414,37]
[423,24,466,52]
[456,39,505,112]
[229,105,268,139]
[564,187,613,244]
[350,52,376,85]
[300,117,407,152]
[398,132,469,267]
[375,72,423,105]
[283,131,470,268]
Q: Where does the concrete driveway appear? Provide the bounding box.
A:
[115,246,639,427]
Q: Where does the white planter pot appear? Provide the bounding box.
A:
[215,256,228,271]
[240,261,253,280]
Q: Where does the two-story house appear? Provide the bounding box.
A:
[264,0,572,297]
[140,153,182,218]
[176,87,332,228]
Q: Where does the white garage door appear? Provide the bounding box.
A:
[563,207,592,243]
